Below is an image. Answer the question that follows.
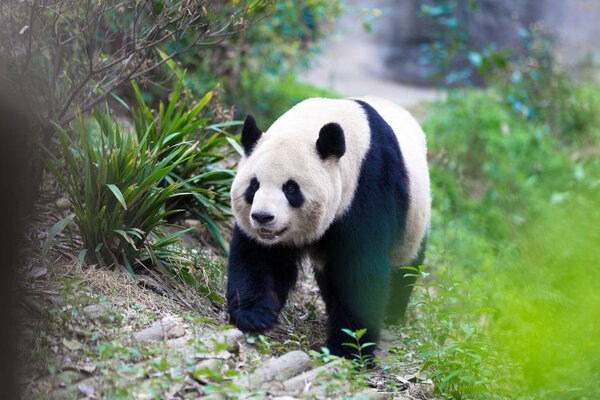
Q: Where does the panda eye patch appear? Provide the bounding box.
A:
[244,177,260,204]
[283,180,298,194]
[283,179,304,207]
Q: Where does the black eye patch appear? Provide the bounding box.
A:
[244,177,259,204]
[283,179,304,208]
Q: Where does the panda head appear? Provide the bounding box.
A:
[231,114,346,247]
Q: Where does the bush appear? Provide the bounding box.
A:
[493,29,600,141]
[165,0,344,123]
[130,70,238,251]
[45,108,193,273]
[415,84,600,399]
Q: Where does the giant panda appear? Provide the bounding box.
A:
[226,97,431,359]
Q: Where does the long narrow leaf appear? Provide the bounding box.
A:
[42,215,75,259]
[106,184,128,210]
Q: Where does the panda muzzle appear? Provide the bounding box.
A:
[257,227,287,240]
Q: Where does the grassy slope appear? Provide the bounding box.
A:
[419,86,600,399]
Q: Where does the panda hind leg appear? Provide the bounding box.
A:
[385,236,428,325]
[314,262,388,363]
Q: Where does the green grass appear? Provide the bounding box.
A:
[409,84,600,399]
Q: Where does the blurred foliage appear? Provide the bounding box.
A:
[413,7,600,394]
[161,0,344,125]
[417,78,600,398]
[491,28,600,141]
[418,1,483,86]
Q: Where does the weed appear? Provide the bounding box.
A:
[403,265,503,399]
[341,328,376,370]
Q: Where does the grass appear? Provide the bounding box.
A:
[402,82,600,399]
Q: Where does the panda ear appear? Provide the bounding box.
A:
[241,114,262,156]
[316,122,346,160]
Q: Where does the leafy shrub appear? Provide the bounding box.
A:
[130,70,238,251]
[418,84,600,399]
[164,0,344,123]
[45,107,193,273]
[492,28,600,141]
[404,265,504,399]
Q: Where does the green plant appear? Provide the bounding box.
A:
[493,28,600,141]
[163,0,343,124]
[404,265,503,399]
[418,1,483,86]
[341,329,376,370]
[130,68,238,251]
[45,106,194,273]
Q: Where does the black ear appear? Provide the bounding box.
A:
[316,122,345,160]
[241,114,262,156]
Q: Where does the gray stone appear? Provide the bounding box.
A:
[82,304,109,319]
[133,319,177,342]
[238,351,312,389]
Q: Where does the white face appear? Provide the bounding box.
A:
[231,139,343,247]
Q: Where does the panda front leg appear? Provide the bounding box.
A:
[314,260,390,362]
[226,225,299,332]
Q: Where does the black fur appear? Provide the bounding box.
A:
[282,179,304,208]
[227,100,414,362]
[241,114,262,156]
[226,225,299,332]
[311,100,410,359]
[244,177,259,204]
[316,122,346,160]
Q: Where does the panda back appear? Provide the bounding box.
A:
[357,96,431,265]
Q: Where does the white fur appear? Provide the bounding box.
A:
[231,97,430,263]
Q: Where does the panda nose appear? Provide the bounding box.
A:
[251,211,274,224]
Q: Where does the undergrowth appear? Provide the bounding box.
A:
[403,79,600,399]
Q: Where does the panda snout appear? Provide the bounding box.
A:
[251,211,275,225]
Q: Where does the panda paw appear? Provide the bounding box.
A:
[228,294,279,332]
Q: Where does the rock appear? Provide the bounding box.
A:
[183,219,201,228]
[243,351,312,389]
[56,197,72,210]
[194,358,224,372]
[133,319,177,342]
[353,388,394,399]
[82,304,109,319]
[282,359,344,392]
[168,324,186,339]
[203,328,245,353]
[26,267,47,280]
